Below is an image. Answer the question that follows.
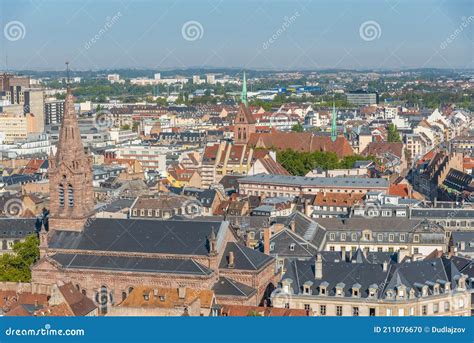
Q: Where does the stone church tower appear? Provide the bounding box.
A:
[48,87,94,231]
[234,72,256,144]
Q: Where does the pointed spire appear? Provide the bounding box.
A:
[241,71,248,107]
[331,100,337,142]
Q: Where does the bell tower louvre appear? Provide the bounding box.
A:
[48,86,94,231]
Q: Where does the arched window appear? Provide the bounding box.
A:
[59,184,65,207]
[68,184,74,207]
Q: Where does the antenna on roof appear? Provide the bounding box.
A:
[65,61,70,86]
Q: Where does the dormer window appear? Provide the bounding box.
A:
[329,233,335,241]
[303,281,313,295]
[270,242,275,251]
[413,234,420,243]
[319,281,329,296]
[422,286,428,297]
[352,283,361,297]
[289,243,295,251]
[368,284,378,298]
[335,282,345,297]
[433,284,440,295]
[386,289,394,299]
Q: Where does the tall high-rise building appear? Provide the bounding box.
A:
[44,99,65,125]
[24,88,45,133]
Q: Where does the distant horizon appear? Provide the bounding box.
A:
[1,0,473,71]
[3,66,474,74]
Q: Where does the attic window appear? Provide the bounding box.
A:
[289,243,295,251]
[270,242,275,251]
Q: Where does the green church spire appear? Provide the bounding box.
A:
[241,71,248,106]
[331,100,337,142]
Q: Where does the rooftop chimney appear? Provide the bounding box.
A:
[315,253,323,279]
[263,227,271,255]
[290,220,296,232]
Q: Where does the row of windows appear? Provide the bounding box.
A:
[329,232,419,243]
[328,246,420,254]
[286,300,462,316]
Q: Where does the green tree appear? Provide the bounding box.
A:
[291,123,304,132]
[387,123,401,142]
[277,149,377,176]
[0,235,40,282]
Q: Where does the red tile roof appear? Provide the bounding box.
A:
[248,132,353,158]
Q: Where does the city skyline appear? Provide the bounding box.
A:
[0,0,473,71]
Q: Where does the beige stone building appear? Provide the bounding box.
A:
[271,254,472,316]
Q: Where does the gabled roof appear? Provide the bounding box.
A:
[50,253,213,276]
[48,218,228,256]
[212,277,256,298]
[219,242,273,271]
[57,282,97,316]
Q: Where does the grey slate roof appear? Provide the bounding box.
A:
[282,256,462,299]
[275,212,326,249]
[411,208,474,219]
[212,277,256,297]
[50,253,213,276]
[451,232,474,252]
[239,173,389,188]
[48,218,228,256]
[0,218,36,238]
[269,229,318,259]
[219,242,274,271]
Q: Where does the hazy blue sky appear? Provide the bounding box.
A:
[0,0,473,70]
